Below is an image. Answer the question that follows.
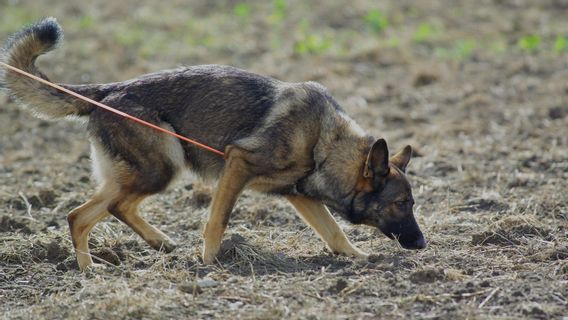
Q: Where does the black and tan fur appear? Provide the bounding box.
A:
[0,18,426,270]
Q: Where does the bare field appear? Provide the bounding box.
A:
[1,0,567,319]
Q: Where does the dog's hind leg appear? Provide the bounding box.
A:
[67,141,122,271]
[67,188,113,271]
[107,191,176,253]
[202,146,253,264]
[287,196,368,258]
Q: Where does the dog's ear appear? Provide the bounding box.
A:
[390,145,412,173]
[363,139,390,179]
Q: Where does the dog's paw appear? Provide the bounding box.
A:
[148,238,177,253]
[332,246,368,259]
[81,263,108,274]
[354,251,370,260]
[201,251,217,265]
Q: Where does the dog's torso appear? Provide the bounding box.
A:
[71,65,366,197]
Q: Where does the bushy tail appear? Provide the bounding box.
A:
[0,17,95,119]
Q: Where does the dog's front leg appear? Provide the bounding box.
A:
[202,146,252,264]
[287,196,368,258]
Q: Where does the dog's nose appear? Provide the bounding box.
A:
[398,234,427,250]
[414,236,427,249]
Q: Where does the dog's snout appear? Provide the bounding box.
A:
[398,231,426,250]
[413,235,427,249]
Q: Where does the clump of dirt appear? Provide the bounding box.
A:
[327,278,349,294]
[367,253,417,272]
[412,70,440,87]
[548,106,568,120]
[0,216,32,234]
[31,239,70,263]
[178,281,204,295]
[409,268,446,283]
[56,257,79,271]
[532,245,568,262]
[462,198,509,213]
[4,198,27,210]
[3,190,59,211]
[520,303,551,319]
[219,235,254,263]
[28,189,58,209]
[92,248,121,266]
[219,234,305,275]
[472,216,552,246]
[109,239,152,262]
[187,189,212,209]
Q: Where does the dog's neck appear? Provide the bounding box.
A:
[296,112,372,221]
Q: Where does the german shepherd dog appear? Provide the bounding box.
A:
[0,18,426,271]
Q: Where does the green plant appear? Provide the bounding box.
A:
[385,36,401,48]
[517,35,541,51]
[414,23,437,43]
[364,9,389,34]
[553,36,567,53]
[270,0,288,24]
[433,39,476,61]
[79,15,94,30]
[294,34,332,55]
[453,39,476,59]
[234,3,251,22]
[294,20,332,55]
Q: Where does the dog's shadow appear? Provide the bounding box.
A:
[217,234,354,276]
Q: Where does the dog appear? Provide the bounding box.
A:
[0,18,426,271]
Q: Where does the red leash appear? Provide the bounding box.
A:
[0,61,225,157]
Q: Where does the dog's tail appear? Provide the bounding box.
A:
[0,17,98,119]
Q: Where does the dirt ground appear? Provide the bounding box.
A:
[1,0,567,319]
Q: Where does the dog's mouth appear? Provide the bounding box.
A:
[377,216,427,250]
[389,232,427,250]
[398,234,427,249]
[379,226,427,250]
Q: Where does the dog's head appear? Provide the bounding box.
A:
[347,139,426,250]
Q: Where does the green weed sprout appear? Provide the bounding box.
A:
[517,35,541,51]
[414,23,437,43]
[554,36,567,53]
[234,3,251,22]
[270,0,288,24]
[294,20,332,55]
[364,9,389,34]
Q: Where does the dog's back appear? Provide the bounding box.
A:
[87,65,284,180]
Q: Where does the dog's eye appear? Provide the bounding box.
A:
[395,200,412,210]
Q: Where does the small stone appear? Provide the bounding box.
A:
[229,301,243,310]
[328,278,348,294]
[197,277,218,288]
[367,254,383,263]
[409,268,445,284]
[548,106,567,119]
[179,282,203,295]
[91,248,121,266]
[412,70,439,87]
